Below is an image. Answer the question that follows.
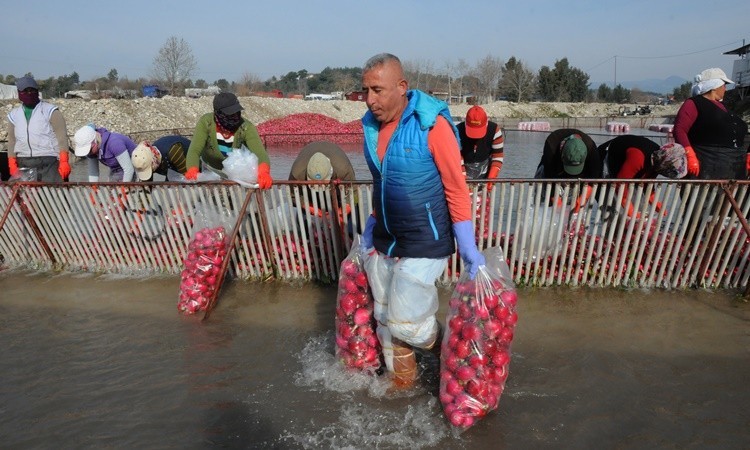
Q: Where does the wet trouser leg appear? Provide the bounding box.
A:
[364,251,447,386]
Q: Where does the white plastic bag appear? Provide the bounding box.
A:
[222,146,259,187]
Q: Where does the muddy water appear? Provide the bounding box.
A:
[1,270,748,449]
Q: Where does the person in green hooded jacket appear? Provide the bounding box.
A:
[184,92,273,188]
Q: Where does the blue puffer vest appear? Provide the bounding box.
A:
[362,90,459,258]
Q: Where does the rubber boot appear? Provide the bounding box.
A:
[391,338,417,389]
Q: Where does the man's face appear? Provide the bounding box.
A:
[362,61,407,124]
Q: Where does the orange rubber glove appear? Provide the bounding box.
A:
[8,157,19,177]
[257,162,273,189]
[487,164,501,179]
[486,164,501,191]
[184,166,200,180]
[58,151,71,180]
[684,146,700,176]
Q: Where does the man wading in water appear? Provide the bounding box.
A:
[359,53,484,388]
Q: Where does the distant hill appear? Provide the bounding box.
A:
[591,76,689,95]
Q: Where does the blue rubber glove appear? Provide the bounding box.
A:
[361,215,377,250]
[453,220,485,280]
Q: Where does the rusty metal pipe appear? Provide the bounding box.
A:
[203,189,255,321]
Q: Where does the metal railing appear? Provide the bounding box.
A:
[1,179,748,292]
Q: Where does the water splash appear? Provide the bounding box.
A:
[287,332,454,449]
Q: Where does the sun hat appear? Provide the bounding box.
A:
[16,76,38,91]
[213,92,243,115]
[465,105,488,139]
[651,142,687,179]
[693,68,734,95]
[698,68,734,85]
[306,152,333,180]
[132,142,162,181]
[73,125,97,157]
[561,136,587,175]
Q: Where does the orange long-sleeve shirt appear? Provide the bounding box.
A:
[376,115,472,223]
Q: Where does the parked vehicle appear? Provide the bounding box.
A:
[619,105,651,116]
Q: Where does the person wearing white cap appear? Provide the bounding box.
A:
[5,76,72,182]
[131,135,190,181]
[288,141,355,182]
[288,141,357,228]
[673,67,748,179]
[73,124,137,182]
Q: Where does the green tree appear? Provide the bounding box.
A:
[612,84,631,103]
[597,83,612,102]
[672,82,692,101]
[537,58,589,102]
[107,68,119,82]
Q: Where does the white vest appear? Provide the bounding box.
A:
[7,102,60,158]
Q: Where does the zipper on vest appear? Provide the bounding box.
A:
[425,202,439,240]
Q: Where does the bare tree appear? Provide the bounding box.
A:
[332,71,358,93]
[236,72,263,96]
[443,60,455,103]
[498,56,536,102]
[402,59,423,90]
[475,54,503,103]
[454,58,470,102]
[152,36,197,95]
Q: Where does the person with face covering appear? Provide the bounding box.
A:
[5,76,71,182]
[673,68,748,179]
[184,92,273,189]
[360,53,484,389]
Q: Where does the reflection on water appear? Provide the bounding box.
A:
[1,270,748,449]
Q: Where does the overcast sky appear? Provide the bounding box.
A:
[2,0,748,86]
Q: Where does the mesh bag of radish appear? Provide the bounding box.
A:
[177,208,233,314]
[440,246,518,432]
[334,243,382,373]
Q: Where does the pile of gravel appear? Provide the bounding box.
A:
[0,96,681,147]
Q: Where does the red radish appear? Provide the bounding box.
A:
[500,290,517,307]
[449,316,465,333]
[339,294,357,315]
[456,365,476,381]
[461,323,482,341]
[355,272,368,288]
[353,308,371,326]
[454,339,472,359]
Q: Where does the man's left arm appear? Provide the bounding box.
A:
[429,116,471,222]
[487,124,504,178]
[429,116,485,278]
